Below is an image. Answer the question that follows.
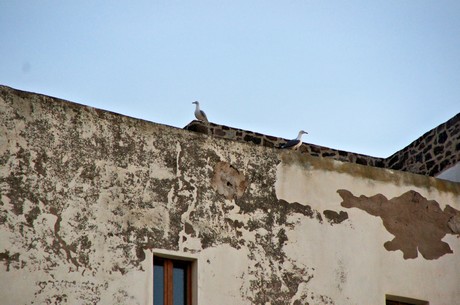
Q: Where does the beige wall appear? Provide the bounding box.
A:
[1,86,459,304]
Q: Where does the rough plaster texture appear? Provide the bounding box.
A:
[1,85,460,305]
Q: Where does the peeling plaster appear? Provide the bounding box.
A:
[323,210,349,225]
[339,190,459,259]
[211,161,248,200]
[1,86,460,305]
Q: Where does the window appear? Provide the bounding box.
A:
[387,301,418,305]
[154,256,192,305]
[386,295,429,305]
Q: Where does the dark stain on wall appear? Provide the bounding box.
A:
[25,206,41,226]
[51,209,83,269]
[323,210,349,225]
[0,250,20,271]
[338,189,459,259]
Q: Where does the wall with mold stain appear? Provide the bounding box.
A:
[1,85,460,305]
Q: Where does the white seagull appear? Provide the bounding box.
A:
[281,130,308,150]
[192,101,209,122]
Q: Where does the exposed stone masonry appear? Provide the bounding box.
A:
[185,113,460,177]
[384,113,460,176]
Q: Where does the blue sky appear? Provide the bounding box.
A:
[1,1,459,157]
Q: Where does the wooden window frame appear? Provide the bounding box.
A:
[154,256,192,305]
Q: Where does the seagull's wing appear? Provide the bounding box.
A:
[281,139,300,149]
[199,110,209,122]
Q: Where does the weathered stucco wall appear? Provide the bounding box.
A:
[1,86,460,305]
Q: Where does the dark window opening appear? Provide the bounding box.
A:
[386,295,429,305]
[154,256,192,305]
[387,301,417,305]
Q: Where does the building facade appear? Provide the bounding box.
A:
[1,85,459,304]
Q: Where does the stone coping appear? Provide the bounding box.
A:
[184,121,385,169]
[185,113,460,177]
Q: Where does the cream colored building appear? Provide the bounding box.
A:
[1,85,459,305]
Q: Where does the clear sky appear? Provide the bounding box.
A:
[1,1,459,157]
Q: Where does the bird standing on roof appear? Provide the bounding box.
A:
[192,101,209,122]
[281,130,308,150]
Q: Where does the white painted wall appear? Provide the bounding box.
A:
[1,86,459,305]
[276,160,460,305]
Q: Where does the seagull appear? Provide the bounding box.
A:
[192,101,209,122]
[281,130,308,150]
